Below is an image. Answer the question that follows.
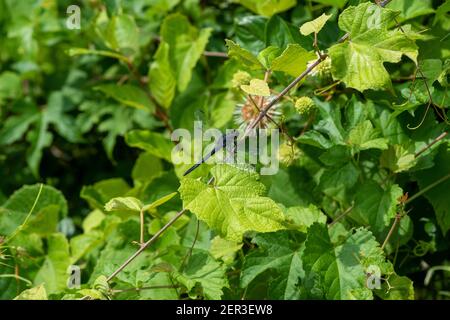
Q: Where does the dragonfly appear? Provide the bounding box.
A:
[183,130,240,176]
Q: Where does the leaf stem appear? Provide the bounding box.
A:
[405,173,450,205]
[5,184,44,244]
[328,205,354,227]
[139,208,145,245]
[381,213,401,250]
[203,51,228,58]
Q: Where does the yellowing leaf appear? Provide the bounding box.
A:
[104,197,143,212]
[328,3,418,91]
[210,236,243,264]
[14,284,48,300]
[240,79,271,96]
[300,13,332,36]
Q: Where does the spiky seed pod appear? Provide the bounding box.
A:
[278,142,300,166]
[308,56,332,81]
[231,70,252,88]
[295,96,316,116]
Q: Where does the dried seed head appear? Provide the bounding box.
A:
[234,95,281,131]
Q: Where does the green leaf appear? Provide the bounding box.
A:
[285,205,327,233]
[34,233,71,294]
[70,231,103,264]
[328,2,418,91]
[210,236,243,264]
[0,184,67,237]
[241,231,304,299]
[81,178,131,210]
[13,284,48,300]
[106,14,139,54]
[125,130,174,162]
[179,165,286,241]
[380,145,417,173]
[67,48,129,63]
[312,0,347,9]
[351,182,403,235]
[300,13,332,36]
[347,120,388,152]
[302,224,385,299]
[173,251,228,299]
[143,192,177,212]
[235,16,267,55]
[26,112,53,177]
[265,15,308,50]
[257,46,282,69]
[266,168,313,207]
[319,162,359,203]
[82,210,105,233]
[160,14,212,91]
[95,84,155,112]
[0,105,39,145]
[132,152,163,185]
[104,197,143,212]
[235,0,296,17]
[387,0,434,21]
[270,44,316,77]
[0,71,22,105]
[375,274,414,300]
[314,98,346,146]
[149,42,176,109]
[413,145,450,235]
[225,39,263,70]
[240,79,271,96]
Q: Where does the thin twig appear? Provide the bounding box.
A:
[203,51,228,58]
[179,219,200,272]
[106,209,187,282]
[381,213,401,250]
[328,205,354,227]
[139,208,145,245]
[405,173,450,205]
[415,132,448,158]
[111,285,180,294]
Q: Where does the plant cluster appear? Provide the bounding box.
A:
[0,0,449,300]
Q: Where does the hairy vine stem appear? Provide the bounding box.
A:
[106,208,187,282]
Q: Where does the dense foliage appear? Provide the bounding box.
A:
[0,0,449,300]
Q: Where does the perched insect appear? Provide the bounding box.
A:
[183,130,240,176]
